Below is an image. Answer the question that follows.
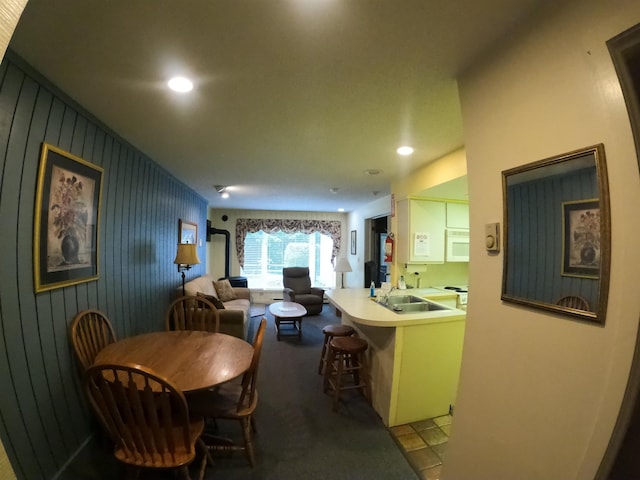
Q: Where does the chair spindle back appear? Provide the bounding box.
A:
[238,317,267,412]
[165,296,220,333]
[70,309,117,372]
[83,363,195,467]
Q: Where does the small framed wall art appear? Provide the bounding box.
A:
[351,230,357,255]
[562,199,600,278]
[179,219,198,244]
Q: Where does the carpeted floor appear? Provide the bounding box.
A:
[249,303,266,318]
[61,305,418,479]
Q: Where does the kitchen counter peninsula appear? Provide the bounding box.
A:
[325,288,466,427]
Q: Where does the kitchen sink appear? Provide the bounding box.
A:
[385,295,427,305]
[373,295,450,314]
[387,302,449,313]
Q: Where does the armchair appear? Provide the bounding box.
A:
[282,267,324,315]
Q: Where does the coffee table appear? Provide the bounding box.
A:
[269,301,307,340]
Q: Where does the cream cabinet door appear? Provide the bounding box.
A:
[397,199,446,264]
[446,202,469,229]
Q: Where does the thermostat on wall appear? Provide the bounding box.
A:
[485,222,500,252]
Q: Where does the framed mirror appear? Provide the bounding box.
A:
[501,144,610,324]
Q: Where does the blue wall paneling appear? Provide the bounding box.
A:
[0,53,208,479]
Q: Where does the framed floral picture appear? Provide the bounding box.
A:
[562,199,600,278]
[34,143,103,292]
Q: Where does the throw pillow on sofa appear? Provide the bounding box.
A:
[196,292,226,309]
[213,279,237,302]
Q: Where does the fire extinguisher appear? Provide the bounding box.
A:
[384,232,394,263]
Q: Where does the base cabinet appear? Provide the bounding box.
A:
[392,321,465,425]
[341,314,465,426]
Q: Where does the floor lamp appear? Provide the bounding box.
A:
[173,243,201,296]
[334,257,352,289]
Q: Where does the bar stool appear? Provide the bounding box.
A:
[323,336,371,411]
[318,324,355,375]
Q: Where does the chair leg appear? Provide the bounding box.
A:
[360,351,372,403]
[333,351,344,411]
[348,352,358,384]
[318,333,329,374]
[176,465,191,480]
[323,346,336,393]
[241,416,256,467]
[198,438,215,479]
[124,466,141,480]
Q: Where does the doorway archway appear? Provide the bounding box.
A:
[597,22,640,480]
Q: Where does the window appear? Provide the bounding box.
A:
[241,230,335,289]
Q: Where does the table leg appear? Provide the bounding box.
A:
[273,316,303,340]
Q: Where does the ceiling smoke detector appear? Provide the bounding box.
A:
[214,185,229,199]
[364,169,382,176]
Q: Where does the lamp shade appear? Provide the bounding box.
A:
[173,243,200,265]
[334,257,352,273]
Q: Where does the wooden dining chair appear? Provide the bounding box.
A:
[188,317,267,467]
[165,295,220,333]
[556,295,591,311]
[83,362,213,480]
[70,309,117,372]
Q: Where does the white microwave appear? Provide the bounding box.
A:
[446,229,470,262]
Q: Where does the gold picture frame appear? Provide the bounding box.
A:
[501,143,610,324]
[33,143,103,292]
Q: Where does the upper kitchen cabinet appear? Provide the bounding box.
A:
[396,199,446,264]
[446,202,469,229]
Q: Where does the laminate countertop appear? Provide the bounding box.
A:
[325,288,465,328]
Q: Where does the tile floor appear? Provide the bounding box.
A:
[389,414,453,480]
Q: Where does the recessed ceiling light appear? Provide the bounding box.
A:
[168,76,193,93]
[397,146,414,156]
[330,187,340,194]
[338,208,345,212]
[364,169,382,175]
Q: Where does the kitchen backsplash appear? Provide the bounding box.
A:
[402,262,469,288]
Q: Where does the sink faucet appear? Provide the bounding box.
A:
[379,287,397,305]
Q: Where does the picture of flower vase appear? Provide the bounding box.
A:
[47,166,93,270]
[34,143,103,292]
[562,199,600,278]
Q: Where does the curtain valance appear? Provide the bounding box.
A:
[235,218,342,268]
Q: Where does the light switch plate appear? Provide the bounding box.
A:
[485,222,500,252]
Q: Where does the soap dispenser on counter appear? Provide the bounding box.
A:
[370,281,375,297]
[398,275,406,290]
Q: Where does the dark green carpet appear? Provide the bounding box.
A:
[61,305,418,479]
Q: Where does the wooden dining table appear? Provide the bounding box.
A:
[94,330,254,393]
